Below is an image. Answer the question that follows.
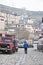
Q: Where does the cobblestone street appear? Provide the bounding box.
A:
[0,48,43,65]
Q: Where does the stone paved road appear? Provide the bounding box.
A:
[0,48,43,65]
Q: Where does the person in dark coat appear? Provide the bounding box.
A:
[23,41,28,54]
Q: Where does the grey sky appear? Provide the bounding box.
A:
[0,0,43,11]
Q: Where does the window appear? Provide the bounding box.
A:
[1,19,4,21]
[2,38,12,42]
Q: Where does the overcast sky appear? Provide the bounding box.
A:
[0,0,43,11]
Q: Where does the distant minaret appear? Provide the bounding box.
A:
[41,17,43,35]
[42,17,43,23]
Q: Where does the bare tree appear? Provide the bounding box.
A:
[16,27,30,40]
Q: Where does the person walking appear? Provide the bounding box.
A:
[23,41,28,54]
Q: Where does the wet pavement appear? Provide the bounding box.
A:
[0,48,43,65]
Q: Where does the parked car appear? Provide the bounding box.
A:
[18,41,24,48]
[37,38,43,52]
[0,37,15,54]
[18,39,27,48]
